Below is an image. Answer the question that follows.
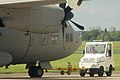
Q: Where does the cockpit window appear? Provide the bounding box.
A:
[86,44,106,54]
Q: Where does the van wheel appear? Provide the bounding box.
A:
[79,70,85,77]
[89,73,94,77]
[98,66,104,77]
[106,65,113,76]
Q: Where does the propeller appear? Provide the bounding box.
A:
[60,0,84,31]
[60,0,84,50]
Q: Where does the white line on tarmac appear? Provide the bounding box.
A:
[0,71,120,80]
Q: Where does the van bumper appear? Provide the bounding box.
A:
[80,68,99,74]
[87,68,99,74]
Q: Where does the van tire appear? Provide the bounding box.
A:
[98,66,104,77]
[106,65,113,76]
[89,73,94,77]
[79,70,85,77]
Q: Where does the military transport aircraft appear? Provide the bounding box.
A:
[0,0,85,77]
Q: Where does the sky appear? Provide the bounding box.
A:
[72,0,120,31]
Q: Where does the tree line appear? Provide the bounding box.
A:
[81,29,120,41]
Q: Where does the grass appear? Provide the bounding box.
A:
[113,41,120,54]
[114,54,120,71]
[0,65,27,73]
[51,52,84,68]
[0,41,120,73]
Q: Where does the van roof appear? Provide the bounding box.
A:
[86,42,112,45]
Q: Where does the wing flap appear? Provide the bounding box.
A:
[0,0,66,8]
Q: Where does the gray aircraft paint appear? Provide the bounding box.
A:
[0,22,81,65]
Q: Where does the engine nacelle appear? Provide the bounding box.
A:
[1,5,65,33]
[0,50,12,67]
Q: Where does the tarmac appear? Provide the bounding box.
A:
[0,71,120,80]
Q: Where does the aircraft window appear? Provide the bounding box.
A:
[40,34,48,45]
[70,33,73,42]
[66,33,69,42]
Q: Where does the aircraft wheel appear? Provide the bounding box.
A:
[60,70,65,75]
[67,70,71,75]
[98,66,104,77]
[106,65,113,76]
[28,66,44,77]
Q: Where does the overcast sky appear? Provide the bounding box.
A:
[72,0,120,31]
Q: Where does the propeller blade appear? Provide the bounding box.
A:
[64,6,73,12]
[67,0,83,9]
[77,0,83,6]
[59,3,66,9]
[61,20,67,51]
[70,20,84,30]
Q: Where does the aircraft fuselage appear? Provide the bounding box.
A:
[0,22,81,65]
[0,0,83,78]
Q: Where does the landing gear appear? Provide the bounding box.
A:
[28,66,44,77]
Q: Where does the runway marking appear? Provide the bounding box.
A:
[0,71,120,80]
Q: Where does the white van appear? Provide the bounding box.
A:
[79,41,115,77]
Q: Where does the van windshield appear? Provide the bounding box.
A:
[86,44,106,54]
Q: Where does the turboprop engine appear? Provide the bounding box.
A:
[0,5,64,33]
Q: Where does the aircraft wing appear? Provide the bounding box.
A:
[0,0,66,8]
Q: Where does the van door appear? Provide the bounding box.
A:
[107,44,112,57]
[105,44,112,70]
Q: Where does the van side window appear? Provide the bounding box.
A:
[107,44,112,57]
